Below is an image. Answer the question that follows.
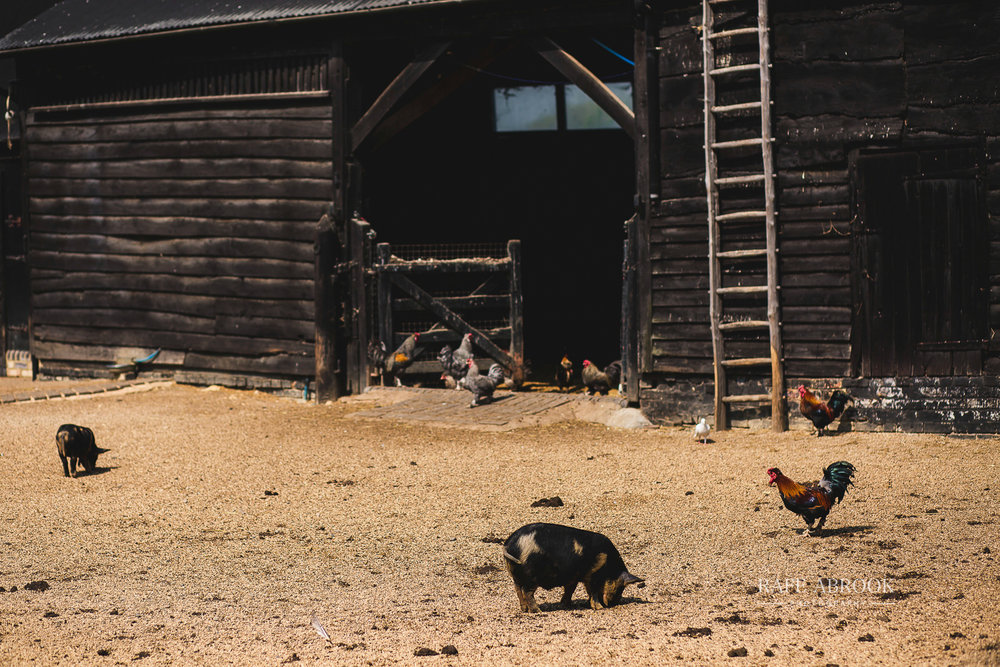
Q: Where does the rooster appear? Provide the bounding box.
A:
[767,461,856,536]
[555,355,573,391]
[798,385,851,436]
[581,359,622,396]
[438,333,475,389]
[459,357,505,407]
[367,332,420,387]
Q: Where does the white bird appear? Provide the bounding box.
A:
[694,418,710,444]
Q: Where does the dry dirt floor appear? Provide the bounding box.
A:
[1,380,998,666]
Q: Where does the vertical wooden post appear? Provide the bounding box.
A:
[633,6,658,375]
[621,216,639,403]
[507,239,524,384]
[347,218,372,394]
[314,213,340,401]
[758,0,787,431]
[315,42,348,402]
[376,243,393,351]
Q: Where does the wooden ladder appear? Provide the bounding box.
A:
[701,0,787,431]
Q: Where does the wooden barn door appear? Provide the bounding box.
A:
[851,147,988,377]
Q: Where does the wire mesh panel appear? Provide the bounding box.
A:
[372,239,525,386]
[387,242,508,261]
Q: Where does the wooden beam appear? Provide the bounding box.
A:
[387,272,516,369]
[368,40,513,151]
[532,37,636,140]
[350,41,451,152]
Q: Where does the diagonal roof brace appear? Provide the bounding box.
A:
[350,40,451,152]
[531,36,636,141]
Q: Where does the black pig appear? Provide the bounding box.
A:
[502,522,643,612]
[56,424,108,478]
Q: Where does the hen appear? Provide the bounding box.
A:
[555,355,574,392]
[581,359,622,396]
[438,333,475,389]
[693,418,710,444]
[798,385,850,436]
[367,332,420,387]
[459,357,505,407]
[767,461,856,536]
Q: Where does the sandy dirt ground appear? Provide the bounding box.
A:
[1,380,998,666]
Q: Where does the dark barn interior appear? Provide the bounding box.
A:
[354,35,636,382]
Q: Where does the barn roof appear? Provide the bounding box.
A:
[0,0,472,53]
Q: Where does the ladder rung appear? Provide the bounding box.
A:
[717,285,768,295]
[709,27,758,40]
[717,210,767,222]
[709,63,761,77]
[716,248,768,259]
[722,357,772,368]
[712,138,764,150]
[715,174,765,187]
[722,393,772,403]
[711,101,762,115]
[719,320,769,331]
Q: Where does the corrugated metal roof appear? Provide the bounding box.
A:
[0,0,466,52]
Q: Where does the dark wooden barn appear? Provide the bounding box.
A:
[1,0,998,432]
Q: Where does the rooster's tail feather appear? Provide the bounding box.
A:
[827,390,851,419]
[367,340,388,369]
[821,460,856,504]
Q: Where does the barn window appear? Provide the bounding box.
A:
[565,82,632,130]
[851,146,987,376]
[493,82,632,132]
[493,86,558,132]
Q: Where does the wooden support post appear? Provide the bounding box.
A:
[507,239,525,387]
[759,0,788,432]
[633,11,658,375]
[315,42,348,402]
[532,37,636,140]
[621,216,639,404]
[314,213,340,401]
[346,218,372,394]
[376,243,393,350]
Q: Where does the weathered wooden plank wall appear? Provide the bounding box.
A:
[26,99,333,379]
[644,1,1000,429]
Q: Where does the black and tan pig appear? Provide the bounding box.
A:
[502,522,643,613]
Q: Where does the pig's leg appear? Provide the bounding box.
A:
[523,588,541,613]
[69,457,78,478]
[59,454,70,477]
[514,584,538,613]
[513,584,541,613]
[560,582,577,608]
[585,579,608,610]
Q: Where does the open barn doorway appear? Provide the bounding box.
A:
[353,33,636,389]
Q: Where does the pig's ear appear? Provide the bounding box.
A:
[621,572,644,587]
[96,447,110,454]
